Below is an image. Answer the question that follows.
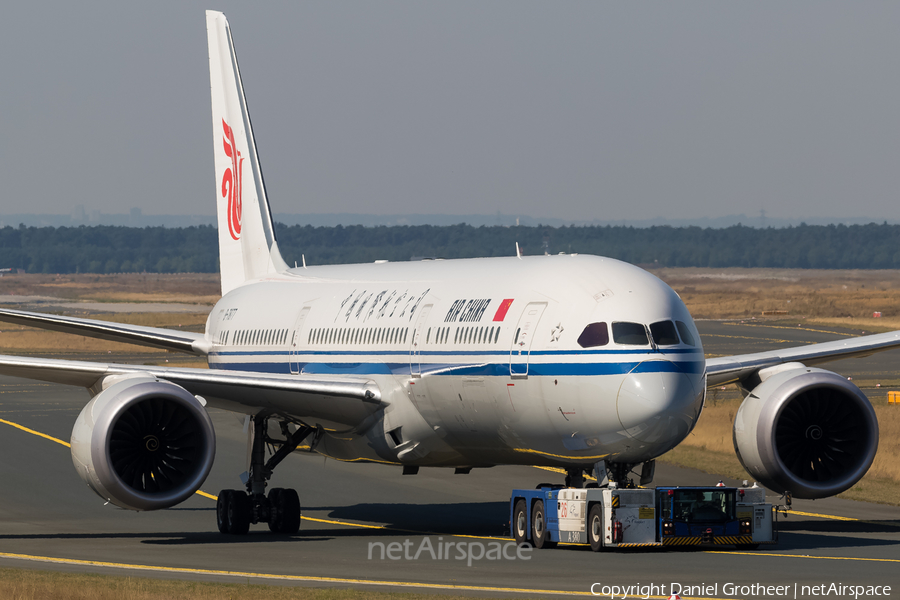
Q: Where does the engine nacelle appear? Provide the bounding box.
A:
[733,365,878,499]
[71,375,216,511]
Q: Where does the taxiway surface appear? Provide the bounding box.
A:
[0,320,897,596]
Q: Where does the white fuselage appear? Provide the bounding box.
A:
[205,254,706,469]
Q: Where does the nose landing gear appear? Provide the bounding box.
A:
[217,415,317,535]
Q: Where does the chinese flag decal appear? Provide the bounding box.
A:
[493,299,514,321]
[221,119,243,240]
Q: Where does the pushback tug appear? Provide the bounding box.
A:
[511,482,776,551]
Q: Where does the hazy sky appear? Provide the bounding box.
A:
[1,2,898,222]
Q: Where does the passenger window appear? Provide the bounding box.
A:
[612,322,649,346]
[577,322,609,348]
[650,321,680,346]
[676,321,696,346]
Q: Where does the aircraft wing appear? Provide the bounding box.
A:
[0,308,210,355]
[706,329,900,387]
[0,354,384,430]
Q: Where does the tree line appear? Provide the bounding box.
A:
[1,222,899,274]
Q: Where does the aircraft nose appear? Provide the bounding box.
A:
[616,361,702,446]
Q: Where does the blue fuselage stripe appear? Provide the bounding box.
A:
[208,356,705,377]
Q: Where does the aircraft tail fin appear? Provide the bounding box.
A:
[206,10,289,295]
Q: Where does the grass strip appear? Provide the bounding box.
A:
[0,567,474,600]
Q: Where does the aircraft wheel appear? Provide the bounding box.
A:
[279,489,301,534]
[267,488,284,533]
[588,504,604,552]
[512,499,528,546]
[531,500,556,549]
[227,490,252,534]
[216,489,232,534]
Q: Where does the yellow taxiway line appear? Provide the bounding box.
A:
[0,417,71,448]
[0,417,505,541]
[2,416,898,558]
[0,550,727,599]
[707,549,900,563]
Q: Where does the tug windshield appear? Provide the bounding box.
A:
[664,489,735,523]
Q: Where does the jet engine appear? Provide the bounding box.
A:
[733,365,878,499]
[71,375,215,511]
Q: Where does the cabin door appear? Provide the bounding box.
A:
[409,304,433,377]
[509,302,546,378]
[288,306,311,374]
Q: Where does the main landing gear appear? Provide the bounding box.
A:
[217,415,316,535]
[561,462,642,490]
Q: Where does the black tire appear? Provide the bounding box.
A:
[531,500,556,549]
[512,499,528,545]
[216,490,232,534]
[279,489,301,534]
[267,488,284,533]
[228,490,252,535]
[588,504,604,552]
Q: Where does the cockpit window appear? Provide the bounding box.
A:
[675,320,696,347]
[650,320,680,346]
[577,322,609,348]
[612,322,649,346]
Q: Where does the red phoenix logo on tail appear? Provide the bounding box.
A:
[221,119,243,240]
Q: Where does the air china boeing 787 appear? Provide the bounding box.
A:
[0,11,896,535]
